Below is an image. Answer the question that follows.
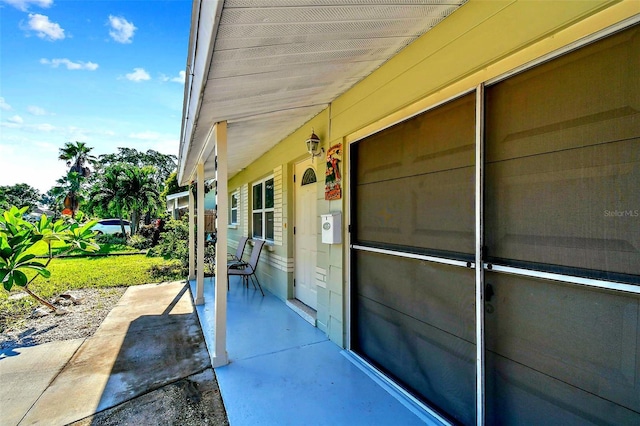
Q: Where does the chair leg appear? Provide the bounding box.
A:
[251,273,264,297]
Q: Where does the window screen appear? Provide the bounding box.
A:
[484,25,640,282]
[484,272,640,424]
[353,93,476,260]
[484,24,640,424]
[352,251,476,424]
[351,92,477,423]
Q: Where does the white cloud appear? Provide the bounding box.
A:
[34,141,58,153]
[40,58,99,70]
[159,70,186,83]
[0,97,12,111]
[34,123,56,131]
[1,0,52,12]
[173,72,186,83]
[27,105,54,116]
[172,70,186,83]
[108,15,136,44]
[26,13,65,41]
[125,67,150,82]
[7,115,24,124]
[129,131,160,140]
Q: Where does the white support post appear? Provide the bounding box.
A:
[195,162,205,305]
[188,187,195,281]
[213,121,229,367]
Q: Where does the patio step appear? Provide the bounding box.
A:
[286,298,316,326]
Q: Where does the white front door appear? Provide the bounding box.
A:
[294,158,318,309]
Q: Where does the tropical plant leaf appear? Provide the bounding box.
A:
[13,270,27,287]
[36,267,51,278]
[15,252,36,264]
[0,237,11,259]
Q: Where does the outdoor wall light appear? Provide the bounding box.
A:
[305,129,324,159]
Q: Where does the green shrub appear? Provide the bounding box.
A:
[1,206,98,313]
[147,216,189,273]
[95,234,127,245]
[148,260,183,281]
[127,234,149,250]
[137,223,156,239]
[204,243,216,276]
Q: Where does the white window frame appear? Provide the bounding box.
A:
[251,175,274,241]
[229,190,239,226]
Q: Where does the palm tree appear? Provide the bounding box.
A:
[58,141,97,178]
[87,163,160,235]
[58,142,97,215]
[122,166,160,234]
[119,165,160,234]
[88,164,129,236]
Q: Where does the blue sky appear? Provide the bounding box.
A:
[0,0,191,193]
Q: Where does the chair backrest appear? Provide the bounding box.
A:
[235,236,248,260]
[246,239,266,272]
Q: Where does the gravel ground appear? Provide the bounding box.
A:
[0,287,229,425]
[0,287,127,350]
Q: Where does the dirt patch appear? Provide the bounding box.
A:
[70,370,229,426]
[1,288,127,350]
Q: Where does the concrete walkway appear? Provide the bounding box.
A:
[192,277,441,425]
[0,282,211,426]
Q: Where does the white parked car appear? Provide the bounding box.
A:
[92,219,131,236]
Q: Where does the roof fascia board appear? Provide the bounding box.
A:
[177,0,201,181]
[178,0,224,186]
[166,190,190,201]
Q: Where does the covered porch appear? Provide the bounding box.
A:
[189,276,443,425]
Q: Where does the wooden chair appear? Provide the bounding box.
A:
[227,239,265,296]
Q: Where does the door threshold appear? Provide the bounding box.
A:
[286,299,317,326]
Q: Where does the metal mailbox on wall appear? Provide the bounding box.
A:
[321,212,342,244]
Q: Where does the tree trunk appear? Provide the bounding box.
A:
[131,211,139,235]
[23,287,59,312]
[119,217,127,237]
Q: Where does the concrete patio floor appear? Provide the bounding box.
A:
[191,277,442,426]
[0,282,216,426]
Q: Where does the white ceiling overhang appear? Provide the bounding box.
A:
[177,0,467,185]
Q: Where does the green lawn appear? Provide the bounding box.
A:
[27,240,139,257]
[0,254,184,332]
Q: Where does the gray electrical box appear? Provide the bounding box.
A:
[321,212,342,244]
